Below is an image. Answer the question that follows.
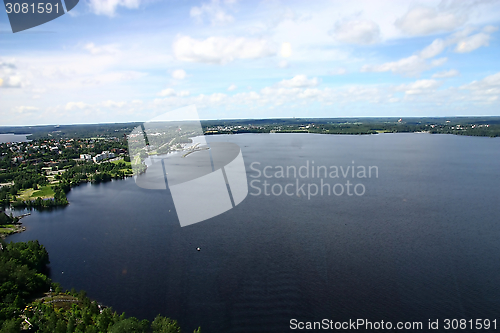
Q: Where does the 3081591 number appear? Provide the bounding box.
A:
[5,3,59,14]
[444,319,497,330]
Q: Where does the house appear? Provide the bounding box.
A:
[93,154,104,163]
[92,151,115,163]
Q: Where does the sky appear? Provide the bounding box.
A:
[0,0,500,126]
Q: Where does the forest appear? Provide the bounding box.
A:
[0,240,200,333]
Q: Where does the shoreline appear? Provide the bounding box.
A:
[1,174,137,240]
[0,212,30,239]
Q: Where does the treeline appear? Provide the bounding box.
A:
[0,165,49,207]
[0,240,200,333]
[0,240,51,328]
[429,124,500,137]
[10,187,68,209]
[2,117,499,141]
[0,188,12,207]
[0,165,47,188]
[0,212,16,225]
[1,187,68,210]
[204,128,269,135]
[0,160,133,210]
[0,123,140,141]
[59,161,133,186]
[202,118,500,137]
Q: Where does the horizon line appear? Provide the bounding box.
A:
[1,115,500,128]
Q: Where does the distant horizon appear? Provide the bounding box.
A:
[1,115,500,130]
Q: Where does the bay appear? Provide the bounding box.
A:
[7,133,500,332]
[0,133,31,143]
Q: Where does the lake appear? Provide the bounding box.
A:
[0,133,31,143]
[7,133,500,332]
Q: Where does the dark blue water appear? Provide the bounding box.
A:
[7,133,500,332]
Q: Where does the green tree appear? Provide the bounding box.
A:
[108,317,149,333]
[151,315,183,333]
[0,318,21,333]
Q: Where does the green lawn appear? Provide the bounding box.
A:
[110,158,131,167]
[17,186,55,201]
[31,186,55,198]
[0,227,15,235]
[17,188,36,201]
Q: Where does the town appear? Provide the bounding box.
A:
[0,135,133,214]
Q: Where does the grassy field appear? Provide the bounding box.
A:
[0,227,15,235]
[0,224,23,237]
[31,186,55,198]
[17,188,36,201]
[17,186,55,201]
[110,158,133,174]
[110,158,131,167]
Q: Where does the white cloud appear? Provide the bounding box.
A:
[80,71,146,86]
[158,88,190,97]
[278,60,289,68]
[483,25,499,34]
[395,6,467,35]
[84,43,120,55]
[0,75,23,88]
[171,69,187,80]
[67,9,80,17]
[87,0,141,17]
[460,72,500,100]
[190,0,234,26]
[278,75,318,88]
[0,59,25,88]
[209,93,227,103]
[361,55,447,77]
[396,79,441,95]
[330,19,380,45]
[454,32,491,53]
[173,36,276,64]
[298,88,322,99]
[361,34,451,77]
[419,39,445,59]
[444,26,496,54]
[101,100,126,108]
[65,102,89,111]
[432,69,459,78]
[13,106,38,114]
[227,84,237,91]
[430,57,447,67]
[280,42,292,57]
[0,60,16,69]
[158,88,175,97]
[329,68,347,75]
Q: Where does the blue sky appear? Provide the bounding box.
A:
[1,0,500,125]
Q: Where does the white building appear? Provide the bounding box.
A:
[92,151,115,163]
[80,154,92,160]
[93,154,103,163]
